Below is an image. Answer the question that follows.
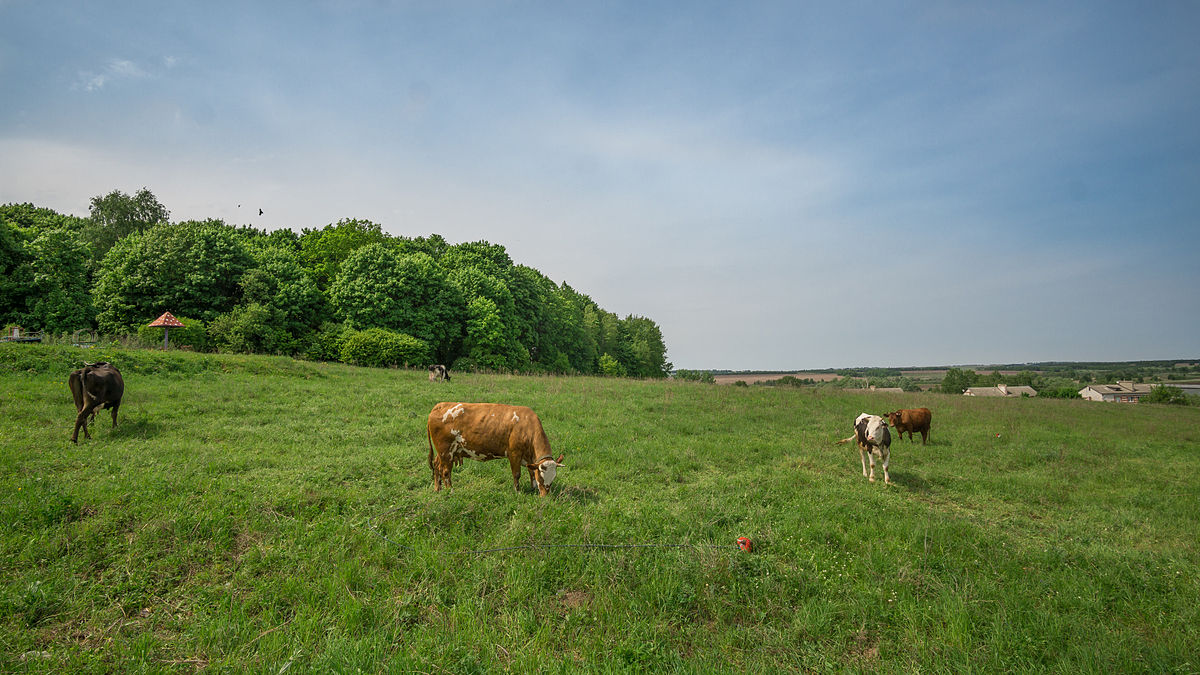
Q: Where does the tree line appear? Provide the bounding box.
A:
[0,189,671,377]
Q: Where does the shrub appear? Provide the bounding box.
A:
[302,322,357,362]
[339,328,430,368]
[1144,385,1196,406]
[451,356,478,373]
[674,369,715,384]
[207,303,288,354]
[598,353,626,377]
[137,315,208,351]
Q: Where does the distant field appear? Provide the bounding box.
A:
[712,372,845,384]
[2,344,1198,672]
[714,369,1038,386]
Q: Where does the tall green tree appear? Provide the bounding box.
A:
[0,220,30,327]
[441,240,513,280]
[239,247,328,342]
[940,367,976,394]
[92,221,254,334]
[84,188,169,263]
[299,219,389,290]
[23,228,95,333]
[462,296,523,370]
[328,245,464,361]
[618,315,671,378]
[0,205,95,332]
[446,266,527,369]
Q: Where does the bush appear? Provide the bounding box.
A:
[339,328,430,368]
[301,322,357,362]
[674,369,715,384]
[451,356,478,373]
[137,315,208,351]
[598,353,626,377]
[1144,385,1196,406]
[207,304,287,354]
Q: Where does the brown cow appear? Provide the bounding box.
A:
[885,408,932,444]
[427,402,565,496]
[68,362,124,443]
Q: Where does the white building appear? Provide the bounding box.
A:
[1078,381,1157,403]
[963,384,1038,397]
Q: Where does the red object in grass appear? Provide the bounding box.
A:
[737,537,753,553]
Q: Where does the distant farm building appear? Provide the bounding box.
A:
[964,384,1038,397]
[1079,381,1157,403]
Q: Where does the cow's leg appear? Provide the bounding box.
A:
[109,401,120,428]
[859,446,869,479]
[433,452,448,491]
[72,403,100,443]
[867,448,877,482]
[881,449,891,484]
[921,429,928,445]
[509,455,523,492]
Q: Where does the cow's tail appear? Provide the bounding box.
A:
[68,370,84,412]
[835,434,856,446]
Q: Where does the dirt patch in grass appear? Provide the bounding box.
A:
[559,589,592,612]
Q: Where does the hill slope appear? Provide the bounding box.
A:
[2,345,1197,671]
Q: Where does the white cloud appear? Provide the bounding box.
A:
[76,58,150,92]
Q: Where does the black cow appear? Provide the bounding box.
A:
[69,362,124,443]
[428,364,451,382]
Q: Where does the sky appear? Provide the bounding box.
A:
[2,1,1198,370]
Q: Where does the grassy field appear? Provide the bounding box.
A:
[2,344,1198,673]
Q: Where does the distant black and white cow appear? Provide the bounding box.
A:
[836,413,892,484]
[428,364,450,382]
[68,362,124,443]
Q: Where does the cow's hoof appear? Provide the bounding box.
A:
[869,476,876,482]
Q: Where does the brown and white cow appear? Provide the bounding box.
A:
[837,413,892,484]
[886,408,932,444]
[428,364,450,382]
[68,362,124,443]
[426,402,565,496]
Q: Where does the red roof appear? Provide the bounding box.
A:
[148,312,185,328]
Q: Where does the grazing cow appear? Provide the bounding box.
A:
[836,413,892,484]
[428,364,451,382]
[427,402,564,496]
[68,362,124,443]
[886,408,932,444]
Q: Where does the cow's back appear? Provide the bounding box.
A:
[74,364,124,405]
[904,408,932,430]
[428,402,545,460]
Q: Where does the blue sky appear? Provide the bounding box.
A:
[2,1,1197,369]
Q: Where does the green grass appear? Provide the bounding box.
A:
[2,344,1198,672]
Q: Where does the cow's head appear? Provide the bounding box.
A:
[885,410,900,426]
[533,453,566,489]
[865,416,888,443]
[856,413,887,444]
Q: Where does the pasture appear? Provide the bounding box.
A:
[1,345,1198,672]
